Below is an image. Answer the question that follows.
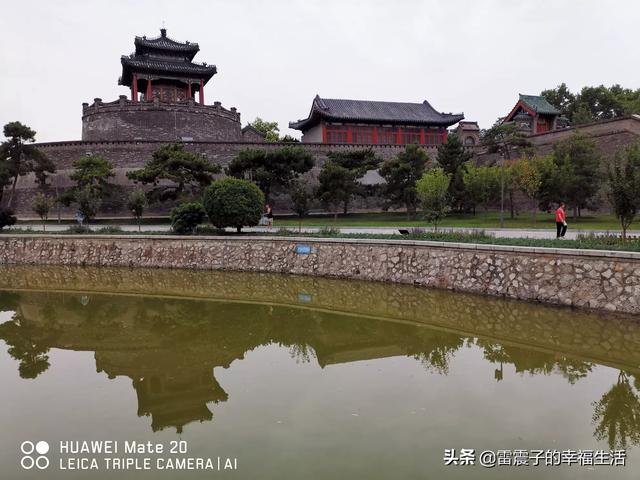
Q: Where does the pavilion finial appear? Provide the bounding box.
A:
[160,21,166,37]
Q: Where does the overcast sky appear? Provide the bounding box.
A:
[1,0,638,143]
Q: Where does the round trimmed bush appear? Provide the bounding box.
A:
[203,178,265,233]
[0,208,17,231]
[170,202,206,234]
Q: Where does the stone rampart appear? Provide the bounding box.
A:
[1,235,638,315]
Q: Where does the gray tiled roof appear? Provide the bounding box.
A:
[120,29,216,86]
[290,95,464,130]
[135,29,200,60]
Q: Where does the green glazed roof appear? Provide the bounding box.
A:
[519,94,560,115]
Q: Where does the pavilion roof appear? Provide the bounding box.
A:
[120,29,216,86]
[289,95,464,130]
[134,28,200,60]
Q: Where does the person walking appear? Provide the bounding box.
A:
[555,202,567,238]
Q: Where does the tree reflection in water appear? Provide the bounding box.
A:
[1,274,640,448]
[592,371,640,449]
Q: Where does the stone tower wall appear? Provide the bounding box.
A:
[81,96,242,142]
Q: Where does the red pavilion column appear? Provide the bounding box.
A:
[187,81,192,100]
[372,127,378,144]
[420,128,425,145]
[132,74,138,102]
[199,80,204,105]
[146,78,152,100]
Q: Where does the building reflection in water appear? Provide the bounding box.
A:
[1,265,640,447]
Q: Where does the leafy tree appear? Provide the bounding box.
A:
[227,146,313,201]
[541,83,576,117]
[127,189,148,232]
[0,208,17,230]
[416,168,450,232]
[436,135,472,212]
[0,121,55,207]
[608,145,640,240]
[170,202,206,234]
[326,148,381,214]
[552,133,601,217]
[462,165,500,215]
[249,117,280,142]
[61,156,117,219]
[513,156,547,223]
[540,83,640,124]
[31,193,54,231]
[379,145,429,219]
[289,177,312,232]
[70,156,115,193]
[203,178,265,233]
[316,161,357,220]
[127,144,221,201]
[482,123,532,226]
[75,186,101,223]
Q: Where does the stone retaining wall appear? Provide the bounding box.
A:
[1,235,639,314]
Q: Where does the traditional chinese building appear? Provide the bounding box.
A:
[120,27,216,104]
[289,95,464,145]
[502,94,569,134]
[81,28,246,142]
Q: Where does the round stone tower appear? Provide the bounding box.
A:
[81,28,242,142]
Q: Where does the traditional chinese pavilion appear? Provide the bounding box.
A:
[503,94,568,134]
[120,27,217,104]
[82,28,243,142]
[289,95,464,145]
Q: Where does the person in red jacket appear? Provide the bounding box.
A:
[555,202,567,238]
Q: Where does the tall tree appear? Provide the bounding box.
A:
[608,145,640,240]
[462,165,500,215]
[317,161,357,221]
[481,123,531,227]
[552,133,601,217]
[514,156,547,223]
[541,83,576,117]
[436,135,472,212]
[127,144,220,201]
[227,146,313,201]
[416,168,450,232]
[326,148,381,214]
[0,121,55,207]
[289,177,312,232]
[379,145,429,219]
[249,117,280,142]
[62,156,117,220]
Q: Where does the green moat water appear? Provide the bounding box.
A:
[0,265,639,479]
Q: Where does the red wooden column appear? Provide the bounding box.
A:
[322,124,327,143]
[132,74,138,102]
[346,126,353,144]
[372,127,378,144]
[146,78,152,100]
[199,80,204,105]
[187,81,192,100]
[396,127,402,145]
[419,128,425,145]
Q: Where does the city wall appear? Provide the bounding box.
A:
[1,235,639,315]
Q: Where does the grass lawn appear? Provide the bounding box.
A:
[15,211,627,231]
[274,211,625,231]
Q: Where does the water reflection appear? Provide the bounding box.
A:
[1,265,640,450]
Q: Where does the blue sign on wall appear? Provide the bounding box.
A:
[296,244,312,255]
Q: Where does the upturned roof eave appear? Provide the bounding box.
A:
[289,111,464,131]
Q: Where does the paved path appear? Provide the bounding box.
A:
[9,223,637,240]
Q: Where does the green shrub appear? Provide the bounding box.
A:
[0,208,17,230]
[66,225,91,234]
[95,226,124,234]
[203,178,264,233]
[170,202,206,234]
